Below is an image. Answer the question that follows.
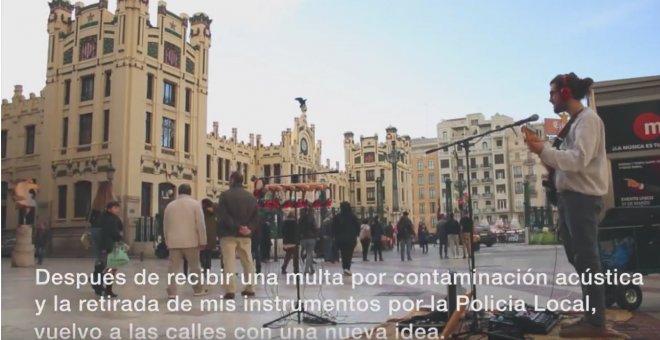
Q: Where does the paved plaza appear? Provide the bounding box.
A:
[2,243,659,339]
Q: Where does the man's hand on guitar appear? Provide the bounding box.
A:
[521,126,545,155]
[526,140,545,155]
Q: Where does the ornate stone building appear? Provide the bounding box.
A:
[1,0,346,253]
[343,127,412,225]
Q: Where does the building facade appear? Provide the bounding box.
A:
[1,0,347,253]
[343,127,412,225]
[434,113,547,226]
[410,137,443,232]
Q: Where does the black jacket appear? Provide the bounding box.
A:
[370,221,384,241]
[299,214,318,240]
[445,219,461,235]
[332,203,360,244]
[397,216,414,239]
[282,218,298,245]
[460,216,474,233]
[217,183,258,238]
[94,212,123,251]
[436,220,448,242]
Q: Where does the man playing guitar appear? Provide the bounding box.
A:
[525,73,609,338]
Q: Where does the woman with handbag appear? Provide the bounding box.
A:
[97,201,125,298]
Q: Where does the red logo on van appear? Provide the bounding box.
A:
[633,112,660,141]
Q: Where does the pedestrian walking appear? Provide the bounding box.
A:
[359,219,371,261]
[33,220,50,265]
[164,184,208,299]
[332,202,360,276]
[96,201,124,298]
[321,215,337,263]
[88,181,115,296]
[281,211,298,274]
[299,207,319,274]
[397,212,414,261]
[370,216,384,261]
[418,224,429,254]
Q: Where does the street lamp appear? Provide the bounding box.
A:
[523,177,531,229]
[106,165,116,181]
[376,177,384,219]
[348,176,357,207]
[444,177,452,214]
[385,140,401,218]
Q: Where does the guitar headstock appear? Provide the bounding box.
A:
[521,125,540,143]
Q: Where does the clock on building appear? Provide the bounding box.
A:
[300,138,308,155]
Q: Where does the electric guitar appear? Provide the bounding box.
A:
[522,115,577,206]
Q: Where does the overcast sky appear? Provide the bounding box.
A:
[2,0,659,167]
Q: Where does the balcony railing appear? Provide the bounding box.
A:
[523,158,536,166]
[482,178,493,183]
[482,193,494,199]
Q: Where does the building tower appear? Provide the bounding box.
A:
[39,0,212,248]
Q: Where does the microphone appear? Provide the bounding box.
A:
[513,114,539,126]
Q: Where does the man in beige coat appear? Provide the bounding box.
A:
[164,184,207,298]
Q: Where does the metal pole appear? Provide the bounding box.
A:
[390,140,399,214]
[524,179,531,244]
[445,178,453,214]
[461,141,476,301]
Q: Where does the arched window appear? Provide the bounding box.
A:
[74,181,92,218]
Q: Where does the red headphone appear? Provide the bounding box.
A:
[560,75,573,101]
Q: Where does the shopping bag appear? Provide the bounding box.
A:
[107,243,129,268]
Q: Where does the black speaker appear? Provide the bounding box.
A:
[600,206,660,228]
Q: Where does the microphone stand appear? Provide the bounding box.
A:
[426,119,534,333]
[262,170,338,328]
